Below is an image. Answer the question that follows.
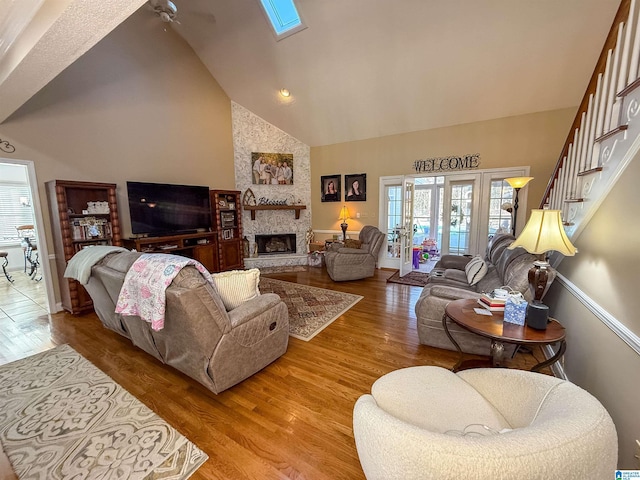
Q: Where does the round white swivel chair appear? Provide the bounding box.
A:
[353,366,617,479]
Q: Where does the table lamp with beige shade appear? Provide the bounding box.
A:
[508,209,578,329]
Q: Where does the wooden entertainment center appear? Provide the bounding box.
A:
[47,181,244,315]
[122,232,219,272]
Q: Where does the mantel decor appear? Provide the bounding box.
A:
[242,188,257,206]
[413,153,480,173]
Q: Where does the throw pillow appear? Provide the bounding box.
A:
[210,268,261,311]
[344,239,362,249]
[465,256,487,286]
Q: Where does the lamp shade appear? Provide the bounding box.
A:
[339,206,350,222]
[508,210,578,256]
[504,177,534,189]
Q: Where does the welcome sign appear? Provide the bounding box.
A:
[413,153,480,173]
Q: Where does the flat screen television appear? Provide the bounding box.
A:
[127,181,211,236]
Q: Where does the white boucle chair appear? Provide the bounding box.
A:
[353,366,617,480]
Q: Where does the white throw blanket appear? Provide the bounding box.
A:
[64,245,129,285]
[115,253,214,331]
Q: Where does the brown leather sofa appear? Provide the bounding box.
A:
[84,251,289,394]
[415,235,556,356]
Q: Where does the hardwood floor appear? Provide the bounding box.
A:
[0,267,551,479]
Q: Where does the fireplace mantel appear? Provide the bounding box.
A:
[244,205,307,220]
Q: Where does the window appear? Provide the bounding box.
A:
[488,179,514,237]
[258,0,306,39]
[0,182,35,246]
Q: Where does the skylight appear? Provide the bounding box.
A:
[259,0,306,39]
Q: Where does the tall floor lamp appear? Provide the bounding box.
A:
[504,177,534,235]
[508,209,578,329]
[339,205,351,241]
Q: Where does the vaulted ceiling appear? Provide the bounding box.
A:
[0,0,621,147]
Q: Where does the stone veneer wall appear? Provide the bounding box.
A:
[232,102,311,267]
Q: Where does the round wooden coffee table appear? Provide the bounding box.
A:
[442,298,566,372]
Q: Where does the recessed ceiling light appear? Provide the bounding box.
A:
[279,88,291,98]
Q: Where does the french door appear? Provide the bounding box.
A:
[398,177,415,277]
[440,174,481,256]
[379,167,530,270]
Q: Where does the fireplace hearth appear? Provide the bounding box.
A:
[255,234,296,255]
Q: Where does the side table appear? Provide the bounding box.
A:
[443,298,566,372]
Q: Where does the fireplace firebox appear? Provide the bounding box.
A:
[255,234,296,255]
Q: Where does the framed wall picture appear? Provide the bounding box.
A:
[345,173,366,202]
[251,152,294,185]
[321,174,341,202]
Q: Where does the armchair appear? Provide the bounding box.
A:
[353,366,617,479]
[325,225,385,281]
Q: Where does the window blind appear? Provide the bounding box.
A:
[0,183,35,246]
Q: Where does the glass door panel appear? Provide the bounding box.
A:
[442,174,480,256]
[399,177,415,277]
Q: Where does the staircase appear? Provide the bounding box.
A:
[542,0,640,241]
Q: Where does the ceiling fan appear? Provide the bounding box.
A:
[148,0,179,23]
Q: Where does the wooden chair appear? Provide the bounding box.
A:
[15,225,40,281]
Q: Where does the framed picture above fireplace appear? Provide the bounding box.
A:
[251,152,294,185]
[321,175,341,202]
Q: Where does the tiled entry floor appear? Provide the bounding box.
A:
[0,271,53,364]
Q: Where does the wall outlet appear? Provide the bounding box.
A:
[356,212,360,218]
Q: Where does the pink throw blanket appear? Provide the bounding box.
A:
[115,253,214,331]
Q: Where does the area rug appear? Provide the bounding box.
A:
[0,345,207,480]
[386,270,430,287]
[259,278,363,341]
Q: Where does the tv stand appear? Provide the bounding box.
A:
[123,232,219,272]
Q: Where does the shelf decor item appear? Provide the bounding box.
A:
[242,188,256,206]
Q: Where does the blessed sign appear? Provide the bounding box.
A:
[413,153,480,173]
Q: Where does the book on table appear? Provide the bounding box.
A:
[477,297,505,312]
[479,293,507,307]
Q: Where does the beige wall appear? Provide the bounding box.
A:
[0,8,234,305]
[310,108,575,232]
[543,151,640,468]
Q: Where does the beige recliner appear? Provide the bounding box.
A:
[84,251,289,394]
[324,225,385,281]
[353,366,617,480]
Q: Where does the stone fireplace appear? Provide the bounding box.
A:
[255,234,297,256]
